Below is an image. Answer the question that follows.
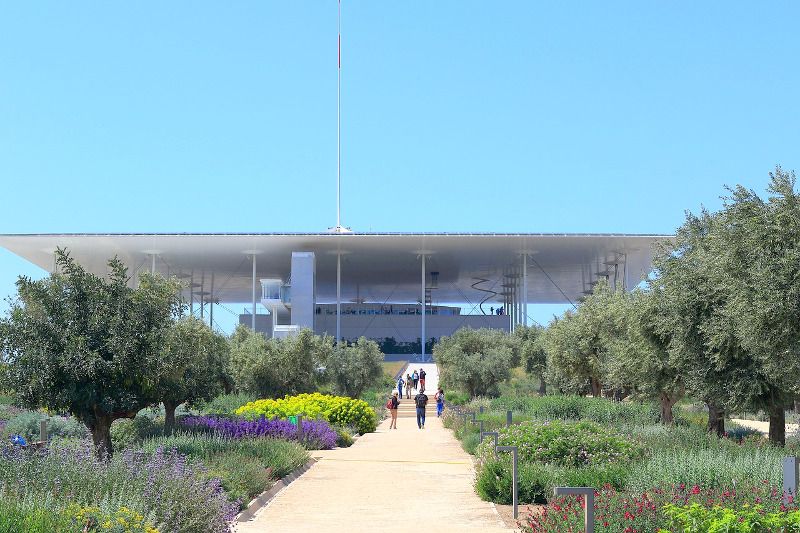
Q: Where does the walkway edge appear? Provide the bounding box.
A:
[235,457,318,523]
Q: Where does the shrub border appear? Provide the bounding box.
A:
[234,457,318,523]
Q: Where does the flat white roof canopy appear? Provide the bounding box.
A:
[0,233,671,306]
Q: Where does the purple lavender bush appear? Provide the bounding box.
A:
[0,440,237,533]
[180,416,337,450]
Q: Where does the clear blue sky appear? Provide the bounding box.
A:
[1,2,798,329]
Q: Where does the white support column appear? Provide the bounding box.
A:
[251,254,257,330]
[421,253,426,362]
[209,272,214,329]
[336,252,341,344]
[190,271,194,317]
[522,253,528,327]
[150,254,156,275]
[200,272,205,319]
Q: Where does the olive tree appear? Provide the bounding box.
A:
[514,325,547,395]
[704,168,800,445]
[543,283,619,397]
[157,317,229,431]
[327,337,384,398]
[433,327,516,398]
[605,288,685,424]
[229,326,333,398]
[0,250,182,456]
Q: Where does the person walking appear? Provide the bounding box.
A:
[419,368,427,390]
[412,370,419,390]
[387,392,400,429]
[405,374,413,399]
[414,389,428,429]
[434,387,445,418]
[397,375,405,399]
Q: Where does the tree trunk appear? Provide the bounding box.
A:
[89,415,114,459]
[768,404,786,446]
[164,400,177,434]
[659,392,677,425]
[590,377,602,398]
[538,374,547,396]
[706,402,725,437]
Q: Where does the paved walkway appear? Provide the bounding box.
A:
[237,364,509,533]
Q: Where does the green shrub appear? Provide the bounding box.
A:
[446,391,470,406]
[476,457,554,505]
[0,496,76,533]
[204,452,272,505]
[194,392,257,417]
[491,395,659,425]
[333,426,355,448]
[625,447,784,492]
[2,411,88,440]
[360,387,391,419]
[140,433,309,479]
[477,420,642,468]
[110,415,158,450]
[662,502,800,532]
[461,431,480,455]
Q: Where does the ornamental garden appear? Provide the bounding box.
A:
[3,167,800,532]
[0,258,388,532]
[434,168,800,532]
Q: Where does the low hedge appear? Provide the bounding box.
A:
[490,395,660,425]
[236,393,377,435]
[474,420,641,504]
[476,420,643,468]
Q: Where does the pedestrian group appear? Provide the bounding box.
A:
[387,367,445,430]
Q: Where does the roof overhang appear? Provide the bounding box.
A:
[0,233,672,305]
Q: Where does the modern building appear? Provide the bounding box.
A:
[0,232,670,358]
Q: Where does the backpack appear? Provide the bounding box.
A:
[420,370,426,379]
[386,398,394,409]
[415,394,427,408]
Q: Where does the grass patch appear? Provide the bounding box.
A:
[381,361,408,380]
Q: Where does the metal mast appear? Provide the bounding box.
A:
[336,0,342,229]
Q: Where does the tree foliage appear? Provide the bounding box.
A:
[229,326,332,398]
[0,250,183,456]
[514,325,548,395]
[157,317,230,431]
[434,327,517,398]
[327,336,384,398]
[538,167,800,444]
[543,283,622,397]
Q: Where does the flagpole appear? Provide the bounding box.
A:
[336,0,341,230]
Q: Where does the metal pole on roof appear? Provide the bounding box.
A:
[251,255,257,330]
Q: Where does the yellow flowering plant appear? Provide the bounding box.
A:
[65,504,159,533]
[236,392,377,434]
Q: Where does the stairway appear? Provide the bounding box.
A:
[390,395,439,418]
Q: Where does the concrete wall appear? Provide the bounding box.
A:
[238,313,273,336]
[314,314,510,343]
[290,252,315,331]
